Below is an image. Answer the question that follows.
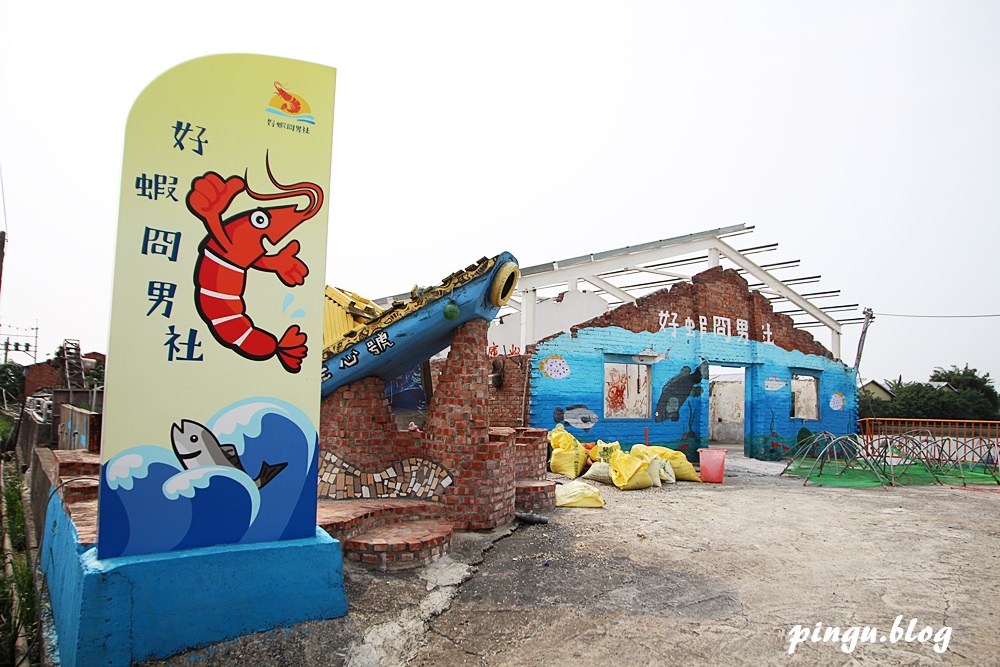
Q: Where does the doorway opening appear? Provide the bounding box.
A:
[709,365,745,449]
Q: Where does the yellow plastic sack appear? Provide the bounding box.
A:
[609,449,654,490]
[631,444,676,483]
[646,457,663,488]
[548,424,590,478]
[628,444,656,461]
[555,480,605,508]
[649,445,702,482]
[657,456,676,484]
[588,440,622,463]
[582,461,614,485]
[547,423,575,448]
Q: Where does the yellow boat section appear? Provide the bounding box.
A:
[322,286,383,349]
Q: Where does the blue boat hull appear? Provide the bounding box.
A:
[321,252,519,397]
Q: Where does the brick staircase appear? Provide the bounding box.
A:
[52,449,101,504]
[32,448,101,547]
[511,427,557,513]
[514,479,556,512]
[316,498,452,571]
[34,428,555,571]
[38,450,456,569]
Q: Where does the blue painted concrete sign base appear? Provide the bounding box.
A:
[41,494,347,667]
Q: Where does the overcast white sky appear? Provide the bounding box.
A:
[1,1,998,388]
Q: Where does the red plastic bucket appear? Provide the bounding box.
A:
[698,448,726,483]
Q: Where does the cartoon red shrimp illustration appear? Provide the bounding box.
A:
[185,158,323,373]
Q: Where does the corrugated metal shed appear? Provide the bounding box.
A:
[323,286,382,348]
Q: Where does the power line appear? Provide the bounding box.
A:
[873,312,1000,319]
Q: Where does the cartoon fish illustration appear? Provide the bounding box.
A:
[631,347,671,363]
[186,157,324,373]
[654,361,708,423]
[764,376,787,391]
[539,354,571,379]
[170,419,287,489]
[553,404,599,431]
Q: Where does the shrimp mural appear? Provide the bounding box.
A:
[186,159,324,372]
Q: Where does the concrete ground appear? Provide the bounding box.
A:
[143,448,1000,666]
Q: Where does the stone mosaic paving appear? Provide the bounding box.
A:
[318,451,453,501]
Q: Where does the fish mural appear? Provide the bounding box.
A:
[764,376,787,391]
[655,361,709,423]
[539,354,571,379]
[554,404,599,431]
[631,347,671,363]
[171,419,287,489]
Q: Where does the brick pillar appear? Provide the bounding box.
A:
[513,427,549,480]
[424,319,515,529]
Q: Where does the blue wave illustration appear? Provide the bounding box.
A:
[98,397,319,558]
[265,107,316,125]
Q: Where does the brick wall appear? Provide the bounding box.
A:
[320,377,423,471]
[24,361,60,397]
[564,267,832,358]
[320,319,542,530]
[433,352,533,429]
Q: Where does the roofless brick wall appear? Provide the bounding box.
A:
[431,351,533,429]
[562,266,832,358]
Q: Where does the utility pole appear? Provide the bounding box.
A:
[854,307,875,371]
[0,230,6,301]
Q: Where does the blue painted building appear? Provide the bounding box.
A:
[527,268,857,461]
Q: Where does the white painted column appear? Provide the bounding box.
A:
[519,287,537,351]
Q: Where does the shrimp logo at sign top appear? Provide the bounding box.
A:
[267,82,317,124]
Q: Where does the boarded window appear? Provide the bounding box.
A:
[604,363,650,419]
[791,374,819,420]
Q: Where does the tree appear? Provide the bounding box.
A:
[0,361,25,401]
[885,375,910,394]
[85,359,105,389]
[930,364,999,416]
[860,365,1000,421]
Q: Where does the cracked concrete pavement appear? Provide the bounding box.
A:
[144,456,1000,666]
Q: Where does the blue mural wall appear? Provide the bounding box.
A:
[531,325,857,462]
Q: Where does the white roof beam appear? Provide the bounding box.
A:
[712,238,842,358]
[579,275,636,304]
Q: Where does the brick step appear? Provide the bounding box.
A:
[52,449,101,478]
[58,476,99,504]
[316,498,445,543]
[342,519,452,571]
[515,479,556,512]
[514,428,549,444]
[488,427,515,443]
[66,499,97,547]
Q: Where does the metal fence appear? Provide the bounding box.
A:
[857,418,1000,467]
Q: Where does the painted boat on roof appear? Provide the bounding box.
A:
[320,251,519,397]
